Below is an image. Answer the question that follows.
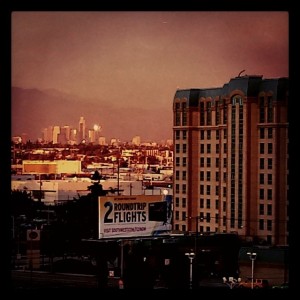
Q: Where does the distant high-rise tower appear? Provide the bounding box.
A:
[172,75,289,246]
[132,135,141,146]
[52,126,60,144]
[78,117,86,143]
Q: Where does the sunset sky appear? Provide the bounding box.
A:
[11,11,289,141]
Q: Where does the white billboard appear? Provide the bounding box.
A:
[98,195,172,239]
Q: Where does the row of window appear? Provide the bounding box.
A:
[174,185,273,200]
[173,215,273,232]
[175,197,226,211]
[259,188,273,200]
[259,143,273,154]
[259,158,273,170]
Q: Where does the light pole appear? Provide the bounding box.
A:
[223,276,241,289]
[247,252,257,289]
[185,250,195,289]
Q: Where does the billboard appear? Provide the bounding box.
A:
[98,195,172,239]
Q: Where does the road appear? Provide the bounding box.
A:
[10,270,101,290]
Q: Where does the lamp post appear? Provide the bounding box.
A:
[185,250,195,289]
[247,252,257,289]
[223,276,241,289]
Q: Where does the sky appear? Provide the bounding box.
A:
[11,11,289,142]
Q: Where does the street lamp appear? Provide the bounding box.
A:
[185,250,195,289]
[223,276,241,289]
[247,252,257,289]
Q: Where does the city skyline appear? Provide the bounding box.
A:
[12,11,288,141]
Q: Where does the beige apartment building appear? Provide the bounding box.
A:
[172,75,289,246]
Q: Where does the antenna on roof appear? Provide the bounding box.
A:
[238,70,246,77]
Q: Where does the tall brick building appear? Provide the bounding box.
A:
[172,75,289,246]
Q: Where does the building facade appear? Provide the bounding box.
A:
[172,75,289,246]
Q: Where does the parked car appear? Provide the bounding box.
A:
[239,278,269,289]
[272,282,289,289]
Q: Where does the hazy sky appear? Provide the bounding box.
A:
[12,11,289,141]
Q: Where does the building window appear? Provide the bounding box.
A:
[175,170,180,180]
[182,130,187,140]
[267,189,272,200]
[223,105,227,124]
[176,157,180,167]
[224,128,227,139]
[267,220,272,231]
[223,187,227,197]
[182,211,187,221]
[216,158,219,168]
[200,144,204,154]
[260,128,264,139]
[215,200,219,209]
[223,216,226,226]
[206,213,211,223]
[259,97,265,123]
[182,198,186,208]
[260,158,264,169]
[207,157,211,168]
[267,96,273,123]
[175,144,180,153]
[223,172,227,181]
[259,143,264,154]
[207,130,211,140]
[206,199,211,209]
[259,204,264,215]
[216,171,219,181]
[259,219,264,230]
[175,111,181,126]
[183,144,187,153]
[199,226,204,233]
[215,214,219,224]
[175,211,179,221]
[207,185,211,195]
[259,189,264,200]
[183,157,187,167]
[207,102,212,125]
[175,184,180,194]
[200,198,204,208]
[207,171,211,181]
[216,144,220,154]
[216,130,220,140]
[182,171,187,181]
[215,186,219,196]
[268,143,273,154]
[267,174,272,185]
[200,130,204,140]
[216,102,220,125]
[200,157,204,167]
[175,131,180,140]
[200,185,204,195]
[267,158,272,169]
[200,102,205,126]
[182,184,186,194]
[259,173,264,184]
[199,212,204,221]
[175,197,179,208]
[223,143,227,153]
[267,204,272,216]
[267,128,273,138]
[223,158,227,168]
[200,171,204,181]
[207,144,211,154]
[182,224,186,231]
